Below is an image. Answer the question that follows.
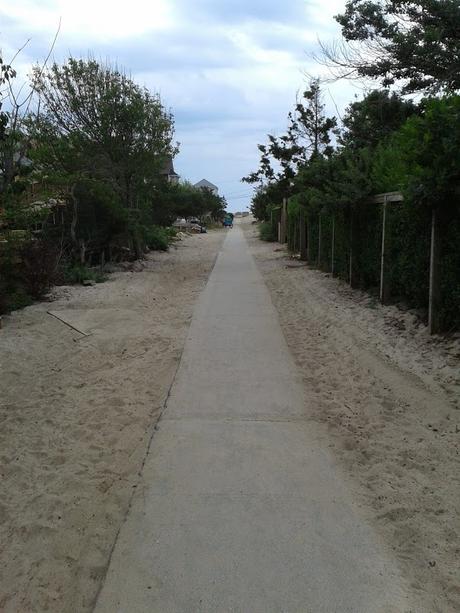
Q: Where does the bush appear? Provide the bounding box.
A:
[5,288,33,311]
[143,225,170,251]
[18,238,61,299]
[259,221,277,242]
[63,264,106,285]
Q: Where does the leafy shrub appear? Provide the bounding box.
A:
[143,225,170,251]
[5,288,33,311]
[164,227,177,240]
[259,221,277,242]
[63,264,106,285]
[18,238,60,299]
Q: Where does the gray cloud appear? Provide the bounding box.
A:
[173,0,308,25]
[1,0,351,211]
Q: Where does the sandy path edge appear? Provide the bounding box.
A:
[89,336,182,612]
[244,221,460,613]
[0,231,225,613]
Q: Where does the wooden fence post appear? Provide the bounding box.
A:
[299,209,307,261]
[331,215,335,275]
[318,213,322,268]
[429,208,441,334]
[279,197,287,244]
[349,210,355,287]
[307,217,312,262]
[379,196,391,304]
[294,217,298,252]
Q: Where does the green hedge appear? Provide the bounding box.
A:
[286,201,460,330]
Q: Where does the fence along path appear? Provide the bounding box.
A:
[278,192,447,334]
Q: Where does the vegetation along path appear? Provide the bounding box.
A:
[95,222,422,613]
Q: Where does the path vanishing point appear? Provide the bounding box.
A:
[94,223,416,613]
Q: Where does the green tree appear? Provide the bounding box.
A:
[286,79,337,161]
[323,0,460,93]
[32,59,177,210]
[250,182,286,221]
[0,55,19,196]
[339,89,418,150]
[244,79,336,224]
[397,95,460,212]
[244,79,336,187]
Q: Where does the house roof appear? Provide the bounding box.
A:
[194,179,218,191]
[160,156,179,177]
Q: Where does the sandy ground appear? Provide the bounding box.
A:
[0,230,225,613]
[245,222,460,613]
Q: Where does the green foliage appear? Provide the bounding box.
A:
[32,58,176,206]
[335,0,460,93]
[259,221,277,242]
[3,288,33,312]
[275,93,460,331]
[396,96,460,213]
[148,182,227,226]
[440,217,460,330]
[63,264,106,285]
[385,201,431,308]
[0,234,60,313]
[243,79,336,188]
[340,90,418,150]
[143,225,170,251]
[250,184,285,221]
[0,54,186,312]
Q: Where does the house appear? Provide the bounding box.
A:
[160,157,180,184]
[194,179,218,195]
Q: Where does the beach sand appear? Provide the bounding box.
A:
[245,222,460,613]
[0,230,225,612]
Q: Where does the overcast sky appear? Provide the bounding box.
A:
[0,0,355,211]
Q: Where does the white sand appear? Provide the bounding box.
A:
[245,223,460,613]
[0,231,225,612]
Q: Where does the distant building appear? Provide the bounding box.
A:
[160,157,180,184]
[194,179,218,195]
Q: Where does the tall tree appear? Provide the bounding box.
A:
[32,59,177,209]
[243,79,336,186]
[320,0,460,93]
[0,56,18,195]
[339,89,418,150]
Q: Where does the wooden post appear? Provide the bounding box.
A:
[429,208,441,334]
[279,198,287,244]
[306,217,312,262]
[299,209,307,260]
[349,210,356,287]
[379,196,391,304]
[293,217,298,252]
[318,213,322,268]
[331,215,335,275]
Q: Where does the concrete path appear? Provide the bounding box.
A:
[95,225,416,613]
